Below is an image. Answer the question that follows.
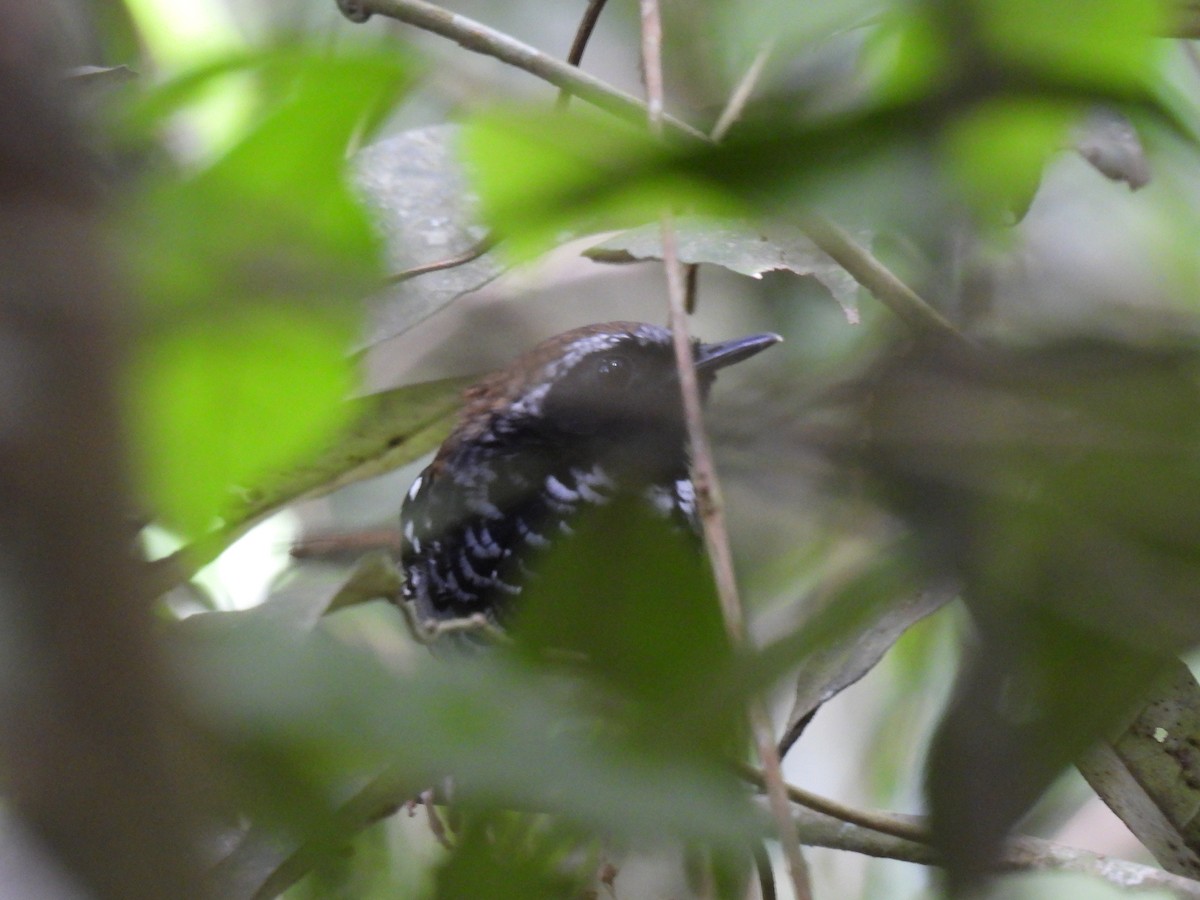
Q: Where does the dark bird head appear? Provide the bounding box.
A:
[435,321,780,483]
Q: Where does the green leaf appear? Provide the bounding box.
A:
[859,337,1200,885]
[177,615,764,853]
[234,376,473,533]
[122,48,415,537]
[972,0,1165,94]
[460,108,743,260]
[942,96,1079,219]
[862,7,954,104]
[585,216,865,323]
[510,500,739,761]
[130,310,356,535]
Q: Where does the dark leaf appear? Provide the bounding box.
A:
[858,336,1200,886]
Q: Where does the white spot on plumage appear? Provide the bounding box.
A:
[406,475,423,501]
[467,496,503,519]
[572,465,613,504]
[516,518,549,548]
[545,474,579,503]
[675,478,696,517]
[465,525,502,559]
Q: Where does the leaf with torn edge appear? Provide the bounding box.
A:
[1078,658,1200,878]
[584,216,864,323]
[354,125,504,346]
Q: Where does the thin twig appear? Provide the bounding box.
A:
[793,809,1200,898]
[638,0,665,135]
[798,213,973,347]
[337,0,705,139]
[737,762,929,844]
[383,234,497,285]
[557,0,612,110]
[710,40,775,142]
[637,2,811,897]
[739,764,1200,897]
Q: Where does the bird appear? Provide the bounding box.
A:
[398,321,781,635]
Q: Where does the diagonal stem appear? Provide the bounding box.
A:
[637,2,813,897]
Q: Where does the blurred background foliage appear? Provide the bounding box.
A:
[10,0,1200,898]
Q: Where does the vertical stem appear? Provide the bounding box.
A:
[637,2,812,897]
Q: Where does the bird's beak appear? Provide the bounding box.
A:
[694,332,782,373]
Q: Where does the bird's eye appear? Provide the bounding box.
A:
[594,354,632,388]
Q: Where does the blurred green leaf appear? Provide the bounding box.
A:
[863,7,953,104]
[235,376,472,531]
[131,310,356,535]
[510,500,739,761]
[122,48,414,537]
[859,337,1200,886]
[432,812,588,900]
[942,97,1078,220]
[460,108,744,260]
[177,615,764,853]
[972,0,1165,94]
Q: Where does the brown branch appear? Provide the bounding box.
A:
[710,40,775,142]
[556,0,612,110]
[793,809,1200,898]
[636,2,811,896]
[736,764,1200,897]
[336,0,706,139]
[0,9,203,896]
[798,213,973,347]
[737,762,929,845]
[383,233,497,285]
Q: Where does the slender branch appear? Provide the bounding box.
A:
[737,762,929,845]
[637,2,811,897]
[383,234,497,285]
[793,809,1200,898]
[739,763,1200,897]
[638,0,665,135]
[557,0,612,109]
[798,213,972,346]
[336,0,705,139]
[710,40,775,142]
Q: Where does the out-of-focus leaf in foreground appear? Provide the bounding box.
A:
[175,613,763,855]
[234,377,472,535]
[460,2,1179,257]
[859,336,1200,888]
[122,49,413,537]
[510,499,742,763]
[460,107,745,261]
